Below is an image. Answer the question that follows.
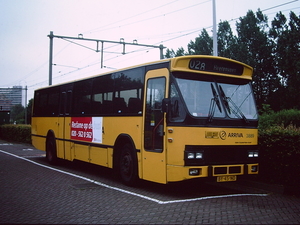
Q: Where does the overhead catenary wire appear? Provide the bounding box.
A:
[8,0,298,89]
[83,0,180,34]
[10,0,300,92]
[84,0,211,36]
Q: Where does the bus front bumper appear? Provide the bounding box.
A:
[166,163,259,182]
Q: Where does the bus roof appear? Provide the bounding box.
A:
[35,55,253,91]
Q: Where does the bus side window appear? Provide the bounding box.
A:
[92,93,103,114]
[128,97,142,114]
[72,79,92,115]
[92,75,114,115]
[34,87,60,117]
[113,97,127,113]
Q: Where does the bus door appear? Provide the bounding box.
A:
[58,85,72,160]
[142,68,169,184]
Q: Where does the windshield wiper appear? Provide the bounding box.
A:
[219,85,231,114]
[208,83,222,123]
[219,85,249,124]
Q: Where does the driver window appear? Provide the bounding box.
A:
[170,83,186,122]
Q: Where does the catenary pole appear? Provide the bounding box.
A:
[48,32,166,76]
[24,86,27,124]
[48,31,54,85]
[212,0,218,56]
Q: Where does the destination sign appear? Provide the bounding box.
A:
[189,58,244,75]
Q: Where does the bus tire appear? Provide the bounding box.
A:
[46,135,58,165]
[119,143,138,186]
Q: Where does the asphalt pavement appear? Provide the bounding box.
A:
[0,140,300,224]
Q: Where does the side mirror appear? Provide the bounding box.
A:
[162,98,170,113]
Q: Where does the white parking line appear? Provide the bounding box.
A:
[0,149,268,204]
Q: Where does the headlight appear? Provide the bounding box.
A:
[187,152,195,159]
[248,151,259,158]
[186,151,203,160]
[184,150,204,166]
[196,152,203,159]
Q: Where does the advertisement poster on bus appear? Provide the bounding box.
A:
[70,117,103,143]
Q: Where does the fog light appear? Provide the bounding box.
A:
[196,152,203,159]
[251,165,258,172]
[187,152,195,159]
[189,168,200,176]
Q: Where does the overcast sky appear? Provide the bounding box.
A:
[0,0,299,102]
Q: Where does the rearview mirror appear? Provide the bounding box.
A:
[162,98,170,113]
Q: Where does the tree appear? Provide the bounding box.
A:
[236,10,279,110]
[165,48,175,58]
[163,9,299,112]
[188,29,213,55]
[10,104,25,124]
[26,99,33,124]
[269,12,300,109]
[217,21,238,59]
[164,47,186,58]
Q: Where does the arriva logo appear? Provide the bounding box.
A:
[228,133,244,138]
[219,131,226,140]
[219,131,244,140]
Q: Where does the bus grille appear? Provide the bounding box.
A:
[184,145,258,166]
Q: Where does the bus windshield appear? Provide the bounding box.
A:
[174,76,258,121]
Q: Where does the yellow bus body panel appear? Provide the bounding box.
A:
[32,117,59,151]
[165,126,258,181]
[32,116,142,171]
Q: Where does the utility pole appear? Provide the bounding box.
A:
[48,31,166,86]
[212,0,218,56]
[49,31,54,85]
[24,86,27,124]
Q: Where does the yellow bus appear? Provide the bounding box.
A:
[32,55,258,185]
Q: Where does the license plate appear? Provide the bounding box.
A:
[217,175,237,182]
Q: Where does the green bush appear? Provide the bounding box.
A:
[259,109,300,129]
[0,124,31,144]
[259,124,300,186]
[258,109,300,186]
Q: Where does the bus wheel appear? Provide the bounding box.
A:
[119,144,138,186]
[46,136,58,165]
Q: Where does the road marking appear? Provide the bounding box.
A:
[0,149,268,204]
[22,148,33,151]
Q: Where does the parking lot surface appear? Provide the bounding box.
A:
[0,140,300,224]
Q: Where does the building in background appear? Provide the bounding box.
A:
[0,86,23,111]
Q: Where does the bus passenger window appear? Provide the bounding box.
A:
[91,93,103,114]
[72,80,92,115]
[113,97,127,113]
[128,98,142,114]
